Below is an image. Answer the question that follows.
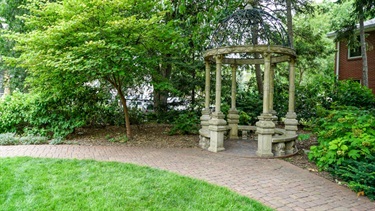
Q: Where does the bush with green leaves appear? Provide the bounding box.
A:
[169,110,200,135]
[332,80,375,109]
[236,91,263,125]
[128,108,146,126]
[329,155,375,200]
[0,87,123,139]
[308,107,375,170]
[286,75,375,123]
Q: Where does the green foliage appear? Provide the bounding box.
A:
[105,134,128,143]
[3,0,172,137]
[169,110,200,135]
[0,157,272,210]
[293,75,375,123]
[329,156,375,200]
[0,133,18,145]
[236,91,263,125]
[0,133,48,145]
[0,88,121,138]
[308,107,375,170]
[331,80,375,109]
[298,133,311,141]
[49,137,64,145]
[128,108,146,126]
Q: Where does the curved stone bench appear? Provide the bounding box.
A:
[200,125,298,157]
[271,129,298,156]
[199,128,210,149]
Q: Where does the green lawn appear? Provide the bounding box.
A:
[0,157,273,211]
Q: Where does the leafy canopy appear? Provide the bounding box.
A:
[5,0,166,92]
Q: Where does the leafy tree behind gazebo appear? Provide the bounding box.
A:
[4,0,172,138]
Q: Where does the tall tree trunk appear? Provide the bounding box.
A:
[358,4,369,87]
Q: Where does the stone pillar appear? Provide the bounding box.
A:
[227,64,239,139]
[208,55,227,152]
[256,52,275,157]
[199,60,212,149]
[284,58,298,155]
[269,64,278,122]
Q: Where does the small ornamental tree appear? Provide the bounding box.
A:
[4,0,167,138]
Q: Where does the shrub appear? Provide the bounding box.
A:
[308,107,375,170]
[0,87,126,138]
[0,133,48,145]
[236,91,263,125]
[169,110,200,135]
[0,133,19,145]
[332,80,375,109]
[329,156,375,200]
[128,108,146,126]
[19,135,48,145]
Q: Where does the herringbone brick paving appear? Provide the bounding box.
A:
[1,145,374,210]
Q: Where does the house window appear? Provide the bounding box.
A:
[348,45,362,58]
[348,36,368,59]
[351,79,361,84]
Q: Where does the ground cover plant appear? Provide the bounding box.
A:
[308,106,375,200]
[0,157,273,211]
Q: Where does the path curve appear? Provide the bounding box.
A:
[1,145,374,211]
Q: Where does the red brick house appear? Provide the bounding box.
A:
[328,18,375,93]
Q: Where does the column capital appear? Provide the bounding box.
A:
[214,55,224,63]
[289,57,296,63]
[263,52,271,59]
[230,64,238,69]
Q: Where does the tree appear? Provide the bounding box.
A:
[353,0,375,87]
[149,0,243,113]
[0,0,29,94]
[4,0,167,138]
[334,0,375,87]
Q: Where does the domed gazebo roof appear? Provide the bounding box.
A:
[204,7,295,63]
[208,8,291,49]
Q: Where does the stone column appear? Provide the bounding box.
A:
[256,52,275,157]
[227,64,240,139]
[208,55,227,152]
[199,60,212,149]
[284,58,298,154]
[269,64,278,122]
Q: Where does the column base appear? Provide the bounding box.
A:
[200,108,211,131]
[208,112,227,153]
[284,112,298,135]
[270,110,278,124]
[256,114,275,158]
[227,109,239,139]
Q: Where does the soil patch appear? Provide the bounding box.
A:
[66,124,199,148]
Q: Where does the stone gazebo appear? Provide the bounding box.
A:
[199,7,298,157]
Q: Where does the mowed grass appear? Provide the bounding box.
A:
[0,157,273,211]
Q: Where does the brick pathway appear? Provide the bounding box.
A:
[1,145,374,210]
